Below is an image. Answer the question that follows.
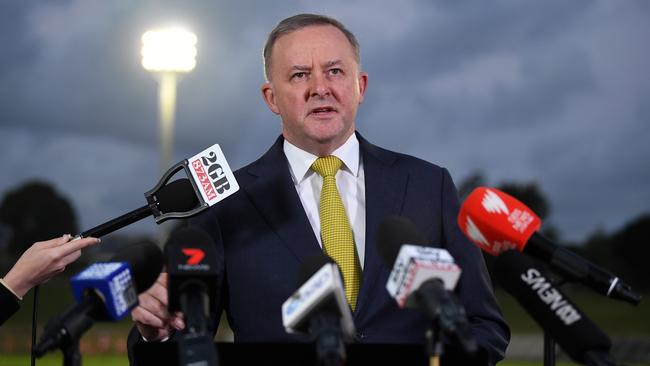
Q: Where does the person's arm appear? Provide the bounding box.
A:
[0,234,99,326]
[439,169,510,365]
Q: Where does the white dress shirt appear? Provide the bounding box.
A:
[283,134,367,268]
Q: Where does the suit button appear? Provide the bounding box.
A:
[353,332,366,342]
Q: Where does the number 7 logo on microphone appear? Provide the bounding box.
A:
[182,248,205,265]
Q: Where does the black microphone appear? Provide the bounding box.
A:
[525,233,640,305]
[376,216,477,355]
[165,227,219,366]
[79,143,241,239]
[79,179,199,238]
[34,241,163,357]
[282,254,355,366]
[458,187,641,305]
[495,250,615,365]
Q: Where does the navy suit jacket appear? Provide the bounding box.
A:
[128,133,509,364]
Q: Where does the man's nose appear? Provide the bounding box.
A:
[309,73,330,98]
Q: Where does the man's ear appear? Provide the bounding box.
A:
[261,82,280,115]
[357,71,368,104]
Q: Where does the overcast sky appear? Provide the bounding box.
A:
[1,0,648,243]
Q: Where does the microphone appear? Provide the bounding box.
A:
[457,187,641,305]
[165,227,219,366]
[79,178,198,238]
[79,143,240,238]
[376,216,477,354]
[34,241,163,357]
[282,254,355,366]
[495,250,615,365]
[165,227,219,334]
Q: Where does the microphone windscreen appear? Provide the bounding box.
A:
[156,179,199,213]
[164,226,217,252]
[297,254,335,286]
[164,226,219,275]
[495,250,611,363]
[376,216,427,267]
[457,187,541,255]
[165,227,219,313]
[110,241,163,293]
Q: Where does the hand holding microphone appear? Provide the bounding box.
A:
[131,227,220,342]
[131,272,185,342]
[2,234,100,299]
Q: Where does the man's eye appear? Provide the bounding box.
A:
[292,72,307,79]
[329,68,342,75]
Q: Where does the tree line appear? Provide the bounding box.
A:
[1,178,648,291]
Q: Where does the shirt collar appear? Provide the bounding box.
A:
[284,134,360,185]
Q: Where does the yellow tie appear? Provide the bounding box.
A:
[311,156,361,310]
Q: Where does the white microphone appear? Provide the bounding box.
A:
[385,244,461,308]
[282,255,355,366]
[377,216,477,354]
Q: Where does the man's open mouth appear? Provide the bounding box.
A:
[310,106,336,115]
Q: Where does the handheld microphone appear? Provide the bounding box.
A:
[165,227,219,334]
[495,250,615,365]
[165,227,219,366]
[376,216,477,354]
[457,187,641,305]
[80,179,198,238]
[79,143,240,238]
[282,254,355,366]
[34,241,163,357]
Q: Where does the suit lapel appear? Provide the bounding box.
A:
[243,137,322,263]
[241,134,409,318]
[354,134,408,317]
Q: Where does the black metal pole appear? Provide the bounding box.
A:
[79,204,152,238]
[543,331,556,366]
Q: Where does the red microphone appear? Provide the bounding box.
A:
[458,187,640,305]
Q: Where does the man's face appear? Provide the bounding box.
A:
[261,25,368,156]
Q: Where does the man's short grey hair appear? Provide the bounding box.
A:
[263,13,361,81]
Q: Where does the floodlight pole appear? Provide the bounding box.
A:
[157,72,178,174]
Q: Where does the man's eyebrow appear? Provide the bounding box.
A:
[291,65,311,71]
[289,60,343,73]
[324,60,343,68]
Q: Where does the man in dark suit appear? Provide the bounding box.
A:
[129,13,509,364]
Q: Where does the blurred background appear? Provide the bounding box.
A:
[1,1,648,365]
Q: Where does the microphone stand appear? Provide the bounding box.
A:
[425,326,443,366]
[417,280,477,366]
[61,339,82,366]
[541,271,617,366]
[543,331,556,366]
[309,312,346,366]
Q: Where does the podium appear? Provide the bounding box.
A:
[134,342,487,365]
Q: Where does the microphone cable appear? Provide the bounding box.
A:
[31,285,38,366]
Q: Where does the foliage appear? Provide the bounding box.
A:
[0,181,77,268]
[573,214,650,291]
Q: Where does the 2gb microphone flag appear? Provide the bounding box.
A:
[188,144,240,207]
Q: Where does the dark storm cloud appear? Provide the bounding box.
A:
[0,0,648,241]
[359,1,593,85]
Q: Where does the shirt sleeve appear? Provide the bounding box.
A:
[0,279,21,326]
